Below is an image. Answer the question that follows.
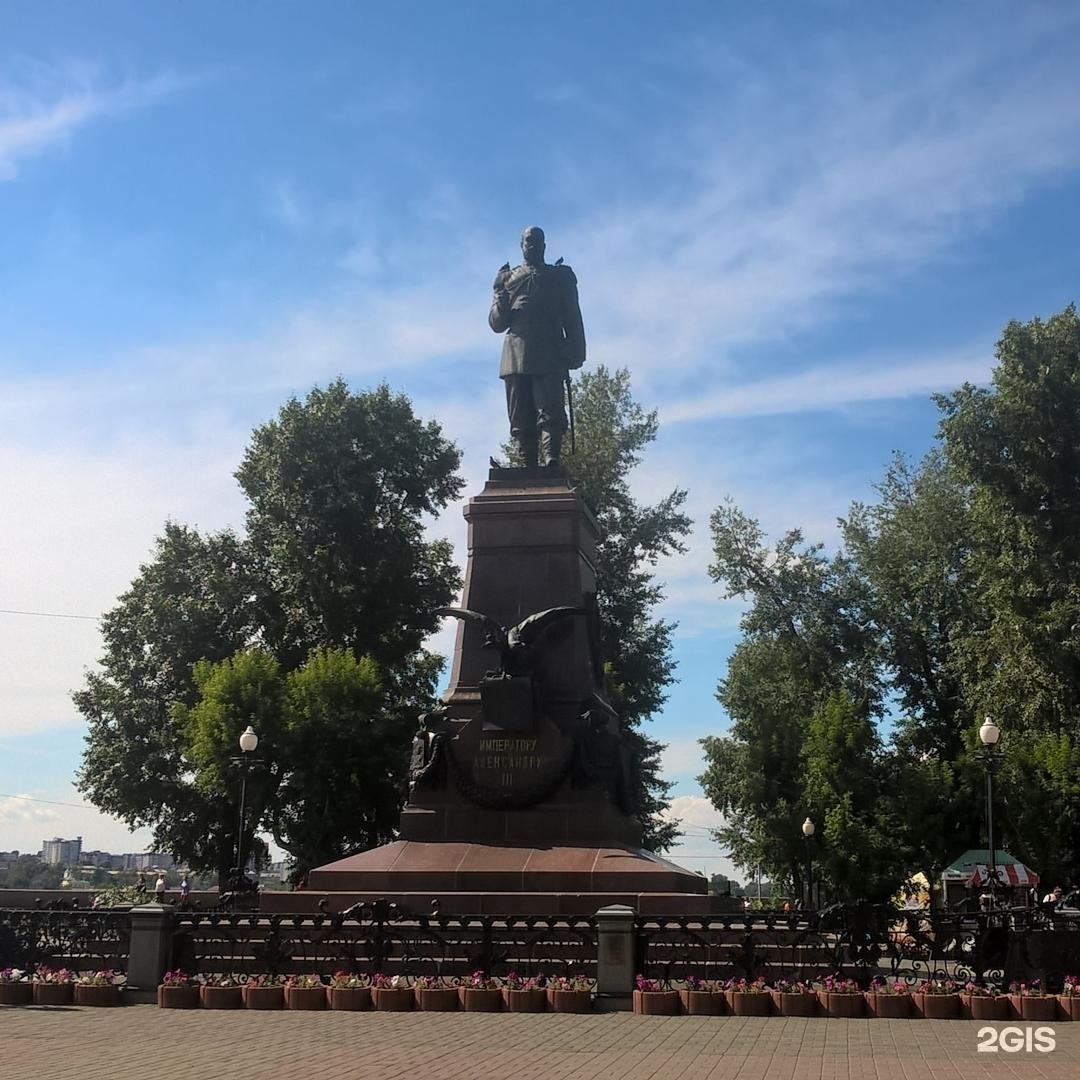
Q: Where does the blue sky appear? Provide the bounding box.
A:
[2,2,1079,878]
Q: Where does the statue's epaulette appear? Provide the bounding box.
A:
[553,262,577,285]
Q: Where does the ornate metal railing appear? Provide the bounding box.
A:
[0,909,129,973]
[635,905,1080,991]
[170,904,598,980]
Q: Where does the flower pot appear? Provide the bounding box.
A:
[777,992,818,1017]
[328,986,371,1011]
[243,985,284,1010]
[373,986,414,1011]
[1057,995,1080,1021]
[913,992,960,1019]
[33,983,74,1006]
[158,985,200,1009]
[460,987,502,1012]
[503,988,546,1013]
[727,991,772,1016]
[962,994,1010,1021]
[0,982,33,1006]
[865,992,910,1019]
[75,984,122,1007]
[633,989,681,1015]
[285,985,325,1011]
[818,991,864,1018]
[200,985,243,1010]
[416,987,458,1011]
[1010,994,1057,1022]
[680,989,726,1016]
[547,988,591,1013]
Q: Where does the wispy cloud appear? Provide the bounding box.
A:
[662,349,992,423]
[0,62,189,181]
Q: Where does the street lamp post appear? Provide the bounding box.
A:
[232,726,260,885]
[977,717,1002,905]
[802,817,816,910]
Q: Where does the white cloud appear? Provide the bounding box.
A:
[662,350,992,424]
[661,794,724,831]
[0,63,188,182]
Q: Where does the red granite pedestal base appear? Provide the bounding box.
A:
[261,840,717,915]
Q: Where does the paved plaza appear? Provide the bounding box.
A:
[3,1006,1080,1080]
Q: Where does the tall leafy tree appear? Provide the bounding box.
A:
[76,380,462,877]
[700,503,880,895]
[563,367,691,850]
[937,305,1080,736]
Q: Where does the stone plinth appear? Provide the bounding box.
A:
[304,469,708,913]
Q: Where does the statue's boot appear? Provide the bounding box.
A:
[539,428,563,468]
[516,435,539,469]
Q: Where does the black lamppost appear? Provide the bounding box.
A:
[802,817,816,910]
[977,717,1002,905]
[231,725,260,884]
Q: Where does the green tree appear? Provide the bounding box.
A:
[3,856,64,890]
[842,452,984,879]
[563,367,691,850]
[175,645,397,879]
[76,381,462,878]
[700,502,881,896]
[801,692,907,903]
[937,305,1080,736]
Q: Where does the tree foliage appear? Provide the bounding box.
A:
[702,304,1080,898]
[76,380,462,879]
[563,367,691,850]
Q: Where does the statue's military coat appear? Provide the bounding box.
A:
[489,262,586,377]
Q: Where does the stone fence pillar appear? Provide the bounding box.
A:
[595,904,636,1010]
[126,903,176,1003]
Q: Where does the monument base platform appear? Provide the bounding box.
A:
[260,840,726,916]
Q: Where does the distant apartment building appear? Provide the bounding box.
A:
[81,850,127,869]
[0,851,19,878]
[128,852,175,870]
[40,837,82,866]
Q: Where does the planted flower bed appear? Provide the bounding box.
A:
[1009,980,1058,1022]
[328,972,371,1011]
[1059,976,1080,1021]
[0,968,33,1007]
[680,976,726,1016]
[546,973,593,1013]
[724,977,772,1016]
[285,974,326,1011]
[74,970,125,1007]
[502,972,546,1013]
[459,971,502,1012]
[158,970,200,1009]
[913,978,961,1019]
[864,977,910,1019]
[961,983,1010,1021]
[32,966,75,1007]
[771,979,818,1017]
[633,975,680,1015]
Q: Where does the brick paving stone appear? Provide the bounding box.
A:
[2,1007,1080,1080]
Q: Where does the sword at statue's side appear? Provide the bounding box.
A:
[565,371,575,455]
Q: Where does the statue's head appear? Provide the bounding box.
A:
[521,225,545,266]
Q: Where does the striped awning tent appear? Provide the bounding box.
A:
[965,863,1040,888]
[942,849,1039,890]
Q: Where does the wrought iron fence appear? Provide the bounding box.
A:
[634,905,1080,991]
[0,909,129,973]
[170,903,598,981]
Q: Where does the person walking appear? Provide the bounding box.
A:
[154,872,167,903]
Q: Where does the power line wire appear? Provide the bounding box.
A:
[0,607,100,622]
[0,791,91,810]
